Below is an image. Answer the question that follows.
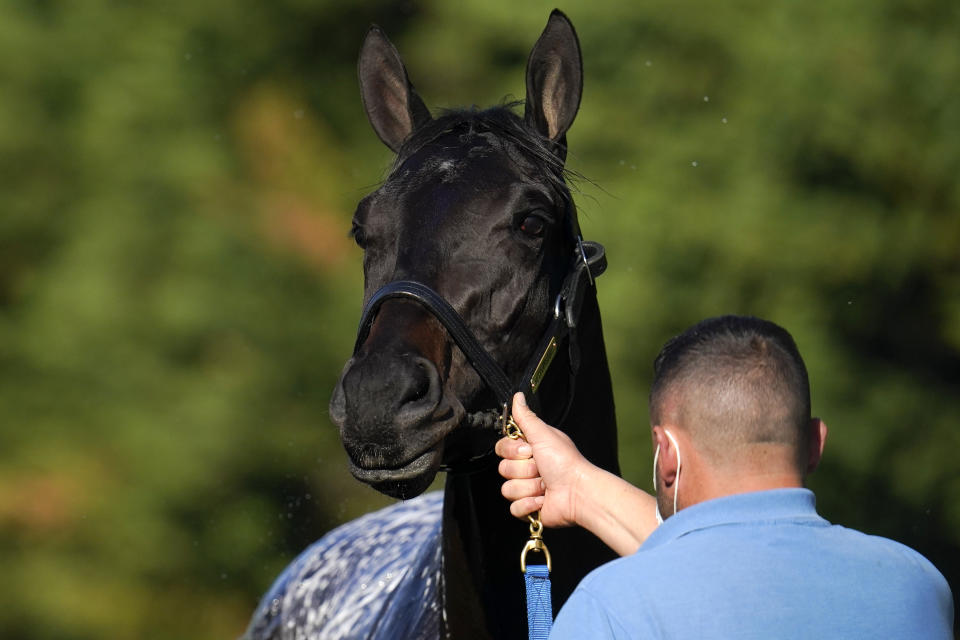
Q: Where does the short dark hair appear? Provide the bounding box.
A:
[650,316,811,466]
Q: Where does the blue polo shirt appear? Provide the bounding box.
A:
[550,489,953,639]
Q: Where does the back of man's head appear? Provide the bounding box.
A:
[650,315,812,473]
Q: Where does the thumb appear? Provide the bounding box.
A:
[512,392,552,444]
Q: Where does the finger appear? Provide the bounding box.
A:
[512,392,552,444]
[509,496,545,520]
[498,457,540,480]
[495,436,532,460]
[501,477,545,502]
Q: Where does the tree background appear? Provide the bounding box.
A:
[1,0,956,637]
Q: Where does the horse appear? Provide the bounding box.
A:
[244,11,620,639]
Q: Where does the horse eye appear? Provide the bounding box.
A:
[519,214,546,238]
[350,223,366,247]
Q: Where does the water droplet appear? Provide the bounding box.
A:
[221,572,228,580]
[619,159,625,166]
[270,598,282,616]
[184,53,192,61]
[721,117,728,124]
[645,60,653,67]
[703,95,710,102]
[691,161,699,167]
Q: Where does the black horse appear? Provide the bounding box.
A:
[245,11,619,639]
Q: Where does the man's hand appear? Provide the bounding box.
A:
[495,392,590,528]
[496,392,659,557]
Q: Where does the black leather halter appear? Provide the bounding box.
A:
[352,239,606,471]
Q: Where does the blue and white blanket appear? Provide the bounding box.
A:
[243,491,444,640]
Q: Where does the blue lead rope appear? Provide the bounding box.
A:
[525,564,553,639]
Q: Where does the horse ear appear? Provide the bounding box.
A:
[358,26,432,153]
[524,10,583,148]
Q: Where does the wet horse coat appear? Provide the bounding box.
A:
[246,11,620,639]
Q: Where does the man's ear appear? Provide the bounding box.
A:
[806,418,828,474]
[358,25,432,153]
[652,425,680,486]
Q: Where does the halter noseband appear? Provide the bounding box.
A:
[352,238,606,472]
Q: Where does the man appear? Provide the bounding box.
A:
[497,315,953,638]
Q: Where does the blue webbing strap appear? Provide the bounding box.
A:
[525,564,552,639]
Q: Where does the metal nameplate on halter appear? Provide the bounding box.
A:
[529,337,558,393]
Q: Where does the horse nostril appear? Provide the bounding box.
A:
[340,352,442,431]
[398,357,437,407]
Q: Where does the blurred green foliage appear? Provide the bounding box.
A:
[0,0,957,637]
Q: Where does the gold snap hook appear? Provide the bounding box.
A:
[520,538,552,573]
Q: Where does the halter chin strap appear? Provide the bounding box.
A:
[353,240,607,471]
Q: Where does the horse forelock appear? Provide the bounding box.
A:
[390,105,576,201]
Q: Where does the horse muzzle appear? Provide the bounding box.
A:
[330,346,466,498]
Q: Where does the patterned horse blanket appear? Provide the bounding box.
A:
[243,491,444,640]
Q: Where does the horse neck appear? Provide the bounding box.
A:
[441,288,619,639]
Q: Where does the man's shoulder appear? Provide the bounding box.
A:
[821,523,951,589]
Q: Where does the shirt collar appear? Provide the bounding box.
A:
[641,488,826,552]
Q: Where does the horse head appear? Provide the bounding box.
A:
[329,11,585,499]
